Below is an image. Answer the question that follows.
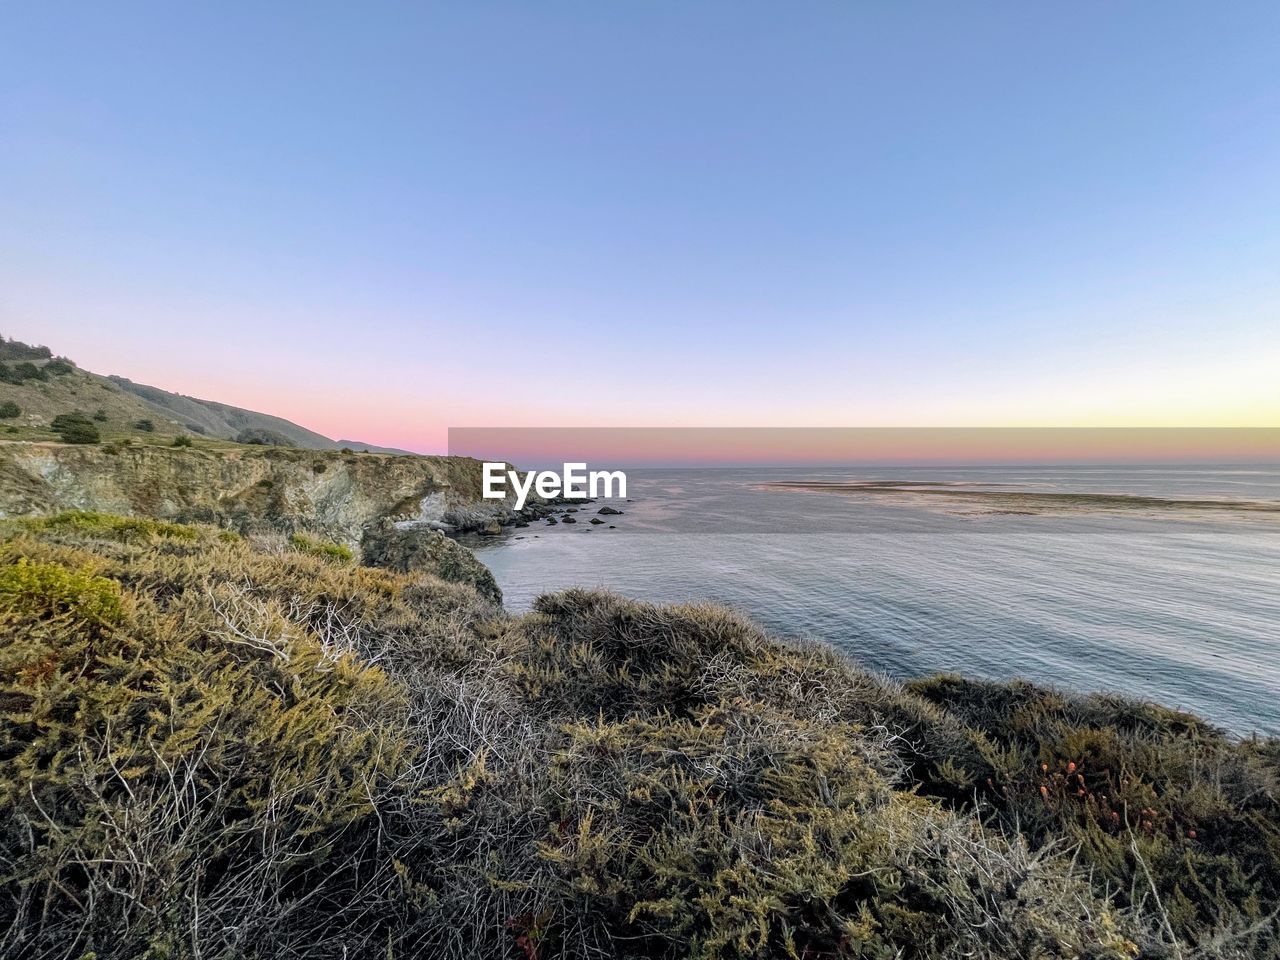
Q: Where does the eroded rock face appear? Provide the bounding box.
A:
[360,522,502,604]
[0,442,508,546]
[0,441,512,606]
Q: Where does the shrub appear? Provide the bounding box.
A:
[171,434,193,447]
[0,539,414,959]
[289,531,355,563]
[903,674,1280,954]
[0,520,1274,959]
[132,418,155,432]
[20,511,201,542]
[0,337,53,361]
[0,401,19,419]
[0,555,123,631]
[44,358,75,376]
[236,427,296,447]
[538,706,1134,960]
[0,362,46,384]
[50,412,99,444]
[92,408,108,421]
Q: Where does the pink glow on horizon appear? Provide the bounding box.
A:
[448,428,1280,467]
[9,322,1278,459]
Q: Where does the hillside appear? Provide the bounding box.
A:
[0,344,189,441]
[0,335,405,451]
[107,376,413,452]
[108,375,340,446]
[2,512,1277,959]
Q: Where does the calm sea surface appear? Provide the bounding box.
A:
[469,466,1280,734]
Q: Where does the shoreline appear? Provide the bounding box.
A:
[761,479,1280,517]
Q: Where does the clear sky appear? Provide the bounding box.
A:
[2,2,1278,453]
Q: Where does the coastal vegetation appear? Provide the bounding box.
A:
[2,512,1275,959]
[0,338,400,452]
[289,529,356,562]
[50,411,100,445]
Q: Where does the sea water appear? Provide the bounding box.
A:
[470,465,1280,734]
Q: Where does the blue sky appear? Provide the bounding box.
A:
[2,2,1278,451]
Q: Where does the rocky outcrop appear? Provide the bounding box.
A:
[360,522,502,604]
[0,441,511,547]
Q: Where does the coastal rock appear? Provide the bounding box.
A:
[589,518,605,524]
[562,516,577,524]
[481,520,502,536]
[359,522,502,605]
[0,441,502,547]
[597,506,623,515]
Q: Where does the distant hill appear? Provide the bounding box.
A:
[109,377,413,453]
[0,341,189,440]
[0,335,412,453]
[108,376,340,447]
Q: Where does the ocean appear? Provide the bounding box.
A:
[469,465,1280,734]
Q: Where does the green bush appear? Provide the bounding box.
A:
[0,362,46,384]
[236,427,296,447]
[289,531,355,563]
[0,538,412,959]
[132,418,155,432]
[20,510,201,542]
[0,401,19,419]
[171,434,193,447]
[50,412,99,444]
[0,337,52,361]
[902,674,1280,953]
[44,358,75,376]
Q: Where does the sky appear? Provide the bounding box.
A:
[2,2,1278,454]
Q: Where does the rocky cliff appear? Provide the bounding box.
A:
[0,440,523,600]
[0,441,510,540]
[0,438,522,541]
